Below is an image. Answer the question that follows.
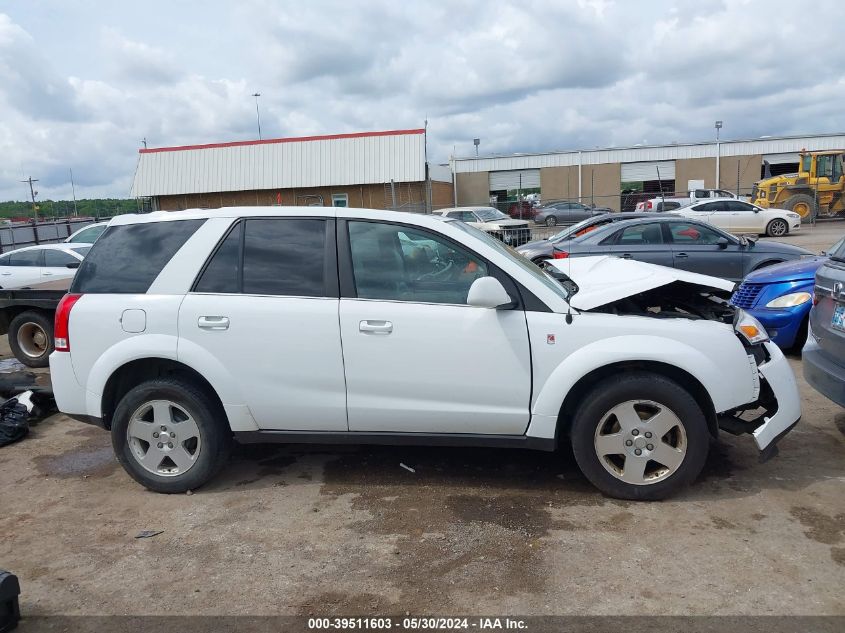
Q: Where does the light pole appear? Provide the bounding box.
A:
[252,93,262,140]
[715,121,723,188]
[473,138,480,157]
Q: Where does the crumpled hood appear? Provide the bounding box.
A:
[546,256,735,311]
[744,256,826,283]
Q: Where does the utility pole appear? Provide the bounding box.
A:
[251,93,262,140]
[715,120,723,188]
[69,169,79,216]
[21,177,39,222]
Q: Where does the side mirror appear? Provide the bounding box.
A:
[717,237,729,249]
[467,276,514,309]
[66,262,81,269]
[753,208,760,213]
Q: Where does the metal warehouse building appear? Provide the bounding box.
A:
[451,132,845,212]
[130,128,453,212]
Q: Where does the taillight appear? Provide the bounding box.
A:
[645,201,653,209]
[812,293,819,306]
[553,251,569,259]
[54,293,82,352]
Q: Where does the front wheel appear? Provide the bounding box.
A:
[766,218,789,237]
[111,378,232,493]
[545,216,558,227]
[570,372,710,500]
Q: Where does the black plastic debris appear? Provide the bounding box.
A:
[0,569,20,633]
[0,395,32,448]
[135,530,164,539]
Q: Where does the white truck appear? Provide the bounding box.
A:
[636,188,740,211]
[49,207,801,500]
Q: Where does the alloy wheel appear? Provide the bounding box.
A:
[593,399,687,485]
[769,220,787,236]
[126,400,202,477]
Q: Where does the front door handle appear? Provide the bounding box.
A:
[1,272,11,276]
[675,253,689,258]
[198,316,230,330]
[620,253,632,259]
[359,320,393,334]
[43,272,53,276]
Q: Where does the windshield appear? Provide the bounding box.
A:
[474,207,509,222]
[829,236,845,261]
[449,220,572,301]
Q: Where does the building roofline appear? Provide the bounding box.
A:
[140,128,426,154]
[453,131,845,162]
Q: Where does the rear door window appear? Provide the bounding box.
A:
[44,250,79,267]
[242,219,326,297]
[71,219,205,293]
[194,222,242,294]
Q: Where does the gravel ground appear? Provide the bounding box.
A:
[0,222,842,618]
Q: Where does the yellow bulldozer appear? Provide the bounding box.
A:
[750,150,845,219]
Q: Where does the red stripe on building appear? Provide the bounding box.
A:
[139,128,425,154]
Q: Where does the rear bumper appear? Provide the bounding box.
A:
[803,333,845,407]
[48,351,89,419]
[751,342,802,450]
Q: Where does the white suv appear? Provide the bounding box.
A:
[49,207,801,500]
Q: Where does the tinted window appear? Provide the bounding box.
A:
[243,219,325,296]
[725,200,755,212]
[72,219,205,294]
[349,221,488,304]
[44,250,79,267]
[611,223,664,245]
[0,254,9,266]
[9,250,43,267]
[194,222,242,294]
[696,202,724,212]
[69,225,107,243]
[667,222,725,245]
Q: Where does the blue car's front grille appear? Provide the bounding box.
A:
[731,282,764,309]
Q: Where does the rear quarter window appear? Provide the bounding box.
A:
[71,219,205,293]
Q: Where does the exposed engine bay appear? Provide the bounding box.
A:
[588,280,736,324]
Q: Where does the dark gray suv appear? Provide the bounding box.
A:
[803,236,845,406]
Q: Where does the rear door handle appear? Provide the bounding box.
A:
[1,272,11,276]
[43,272,53,276]
[620,253,633,259]
[675,253,689,258]
[198,316,229,330]
[359,320,393,334]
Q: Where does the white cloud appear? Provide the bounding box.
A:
[0,0,843,201]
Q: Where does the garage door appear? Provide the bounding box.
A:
[621,161,676,181]
[489,169,540,191]
[762,152,800,165]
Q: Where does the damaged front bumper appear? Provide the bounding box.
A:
[719,341,801,459]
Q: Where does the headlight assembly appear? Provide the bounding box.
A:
[765,292,812,308]
[734,308,770,345]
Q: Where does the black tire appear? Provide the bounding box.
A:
[783,193,817,220]
[111,378,232,493]
[545,216,558,227]
[569,372,710,501]
[765,218,789,237]
[8,310,54,368]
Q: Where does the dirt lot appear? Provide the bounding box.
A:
[0,222,843,618]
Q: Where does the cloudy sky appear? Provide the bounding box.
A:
[1,0,843,201]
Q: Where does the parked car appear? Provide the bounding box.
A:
[517,213,653,264]
[0,244,90,289]
[803,235,845,406]
[549,216,813,282]
[533,201,611,227]
[730,237,844,350]
[437,207,531,246]
[51,207,800,500]
[506,200,539,221]
[65,221,108,244]
[670,199,801,237]
[636,188,739,211]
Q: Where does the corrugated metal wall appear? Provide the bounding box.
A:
[131,132,426,197]
[453,133,845,173]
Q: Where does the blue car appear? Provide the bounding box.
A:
[731,237,845,349]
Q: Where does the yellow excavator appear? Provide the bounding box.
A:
[750,150,845,219]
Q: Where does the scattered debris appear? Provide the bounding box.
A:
[400,463,416,473]
[134,530,164,539]
[0,358,26,373]
[0,390,42,447]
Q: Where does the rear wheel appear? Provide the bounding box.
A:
[111,378,232,493]
[8,310,54,368]
[545,216,558,227]
[783,193,817,220]
[569,372,710,500]
[766,218,789,237]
